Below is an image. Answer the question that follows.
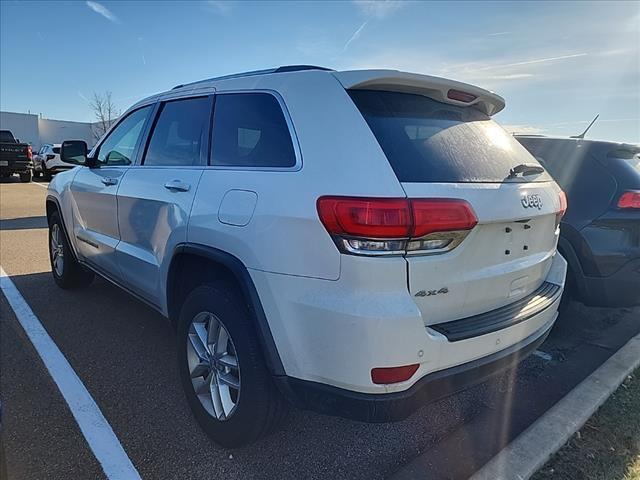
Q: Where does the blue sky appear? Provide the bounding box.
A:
[1,0,638,142]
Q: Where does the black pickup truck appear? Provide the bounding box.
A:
[0,130,33,182]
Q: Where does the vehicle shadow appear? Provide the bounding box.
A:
[0,216,47,231]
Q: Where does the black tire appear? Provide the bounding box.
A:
[33,170,42,178]
[42,166,52,181]
[177,283,288,448]
[19,170,32,183]
[48,211,94,289]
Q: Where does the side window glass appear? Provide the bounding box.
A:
[97,106,152,166]
[211,93,296,168]
[143,97,212,167]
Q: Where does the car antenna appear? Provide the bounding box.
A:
[570,114,599,139]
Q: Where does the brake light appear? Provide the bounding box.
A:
[617,190,640,209]
[447,89,477,103]
[411,199,478,237]
[555,190,567,228]
[317,196,478,256]
[26,145,32,160]
[371,364,419,384]
[316,197,411,239]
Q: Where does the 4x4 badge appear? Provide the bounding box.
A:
[415,287,449,297]
[521,194,543,210]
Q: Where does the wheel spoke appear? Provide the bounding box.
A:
[196,370,214,395]
[206,314,220,348]
[214,324,229,356]
[217,354,238,369]
[217,371,240,390]
[209,374,225,419]
[190,360,210,379]
[188,330,209,362]
[219,384,236,416]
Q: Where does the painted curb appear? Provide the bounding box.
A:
[470,330,640,480]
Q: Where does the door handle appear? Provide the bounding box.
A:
[101,177,118,186]
[164,180,191,192]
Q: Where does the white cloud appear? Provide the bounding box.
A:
[343,21,368,51]
[86,1,119,23]
[488,31,511,36]
[496,53,588,69]
[353,0,403,19]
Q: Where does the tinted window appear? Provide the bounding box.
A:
[144,97,211,167]
[0,131,16,142]
[349,90,551,183]
[97,106,152,165]
[52,146,60,154]
[211,93,296,168]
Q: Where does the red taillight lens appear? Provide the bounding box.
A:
[555,190,568,227]
[371,364,419,384]
[316,197,411,239]
[26,145,32,160]
[558,191,568,217]
[447,89,477,103]
[411,199,478,237]
[317,197,478,255]
[617,190,640,209]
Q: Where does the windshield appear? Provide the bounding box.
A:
[349,90,552,183]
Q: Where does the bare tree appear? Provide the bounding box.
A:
[90,91,120,141]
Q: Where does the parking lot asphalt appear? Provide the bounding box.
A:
[1,176,639,480]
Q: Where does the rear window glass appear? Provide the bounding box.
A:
[608,147,640,172]
[0,131,16,142]
[349,90,551,183]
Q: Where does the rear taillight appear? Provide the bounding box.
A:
[555,190,567,228]
[617,190,640,209]
[26,145,32,160]
[316,196,477,256]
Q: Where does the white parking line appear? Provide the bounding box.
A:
[0,267,141,480]
[30,181,49,189]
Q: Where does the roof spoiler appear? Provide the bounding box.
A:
[333,70,505,116]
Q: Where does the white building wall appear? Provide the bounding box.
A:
[0,111,95,149]
[0,111,39,146]
[38,118,94,148]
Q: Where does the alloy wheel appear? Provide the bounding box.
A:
[50,223,65,276]
[187,312,241,420]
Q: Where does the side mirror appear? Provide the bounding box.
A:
[60,140,88,166]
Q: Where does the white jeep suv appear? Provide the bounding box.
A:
[46,66,567,447]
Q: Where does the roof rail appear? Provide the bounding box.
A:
[172,65,333,90]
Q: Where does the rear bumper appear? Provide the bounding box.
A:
[254,252,565,402]
[0,160,32,173]
[581,258,640,307]
[276,319,552,422]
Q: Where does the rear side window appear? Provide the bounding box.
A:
[144,97,212,167]
[211,93,296,168]
[349,90,551,183]
[52,147,60,154]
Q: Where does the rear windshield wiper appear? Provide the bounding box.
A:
[507,163,545,179]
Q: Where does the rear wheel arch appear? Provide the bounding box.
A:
[557,236,587,301]
[166,244,285,376]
